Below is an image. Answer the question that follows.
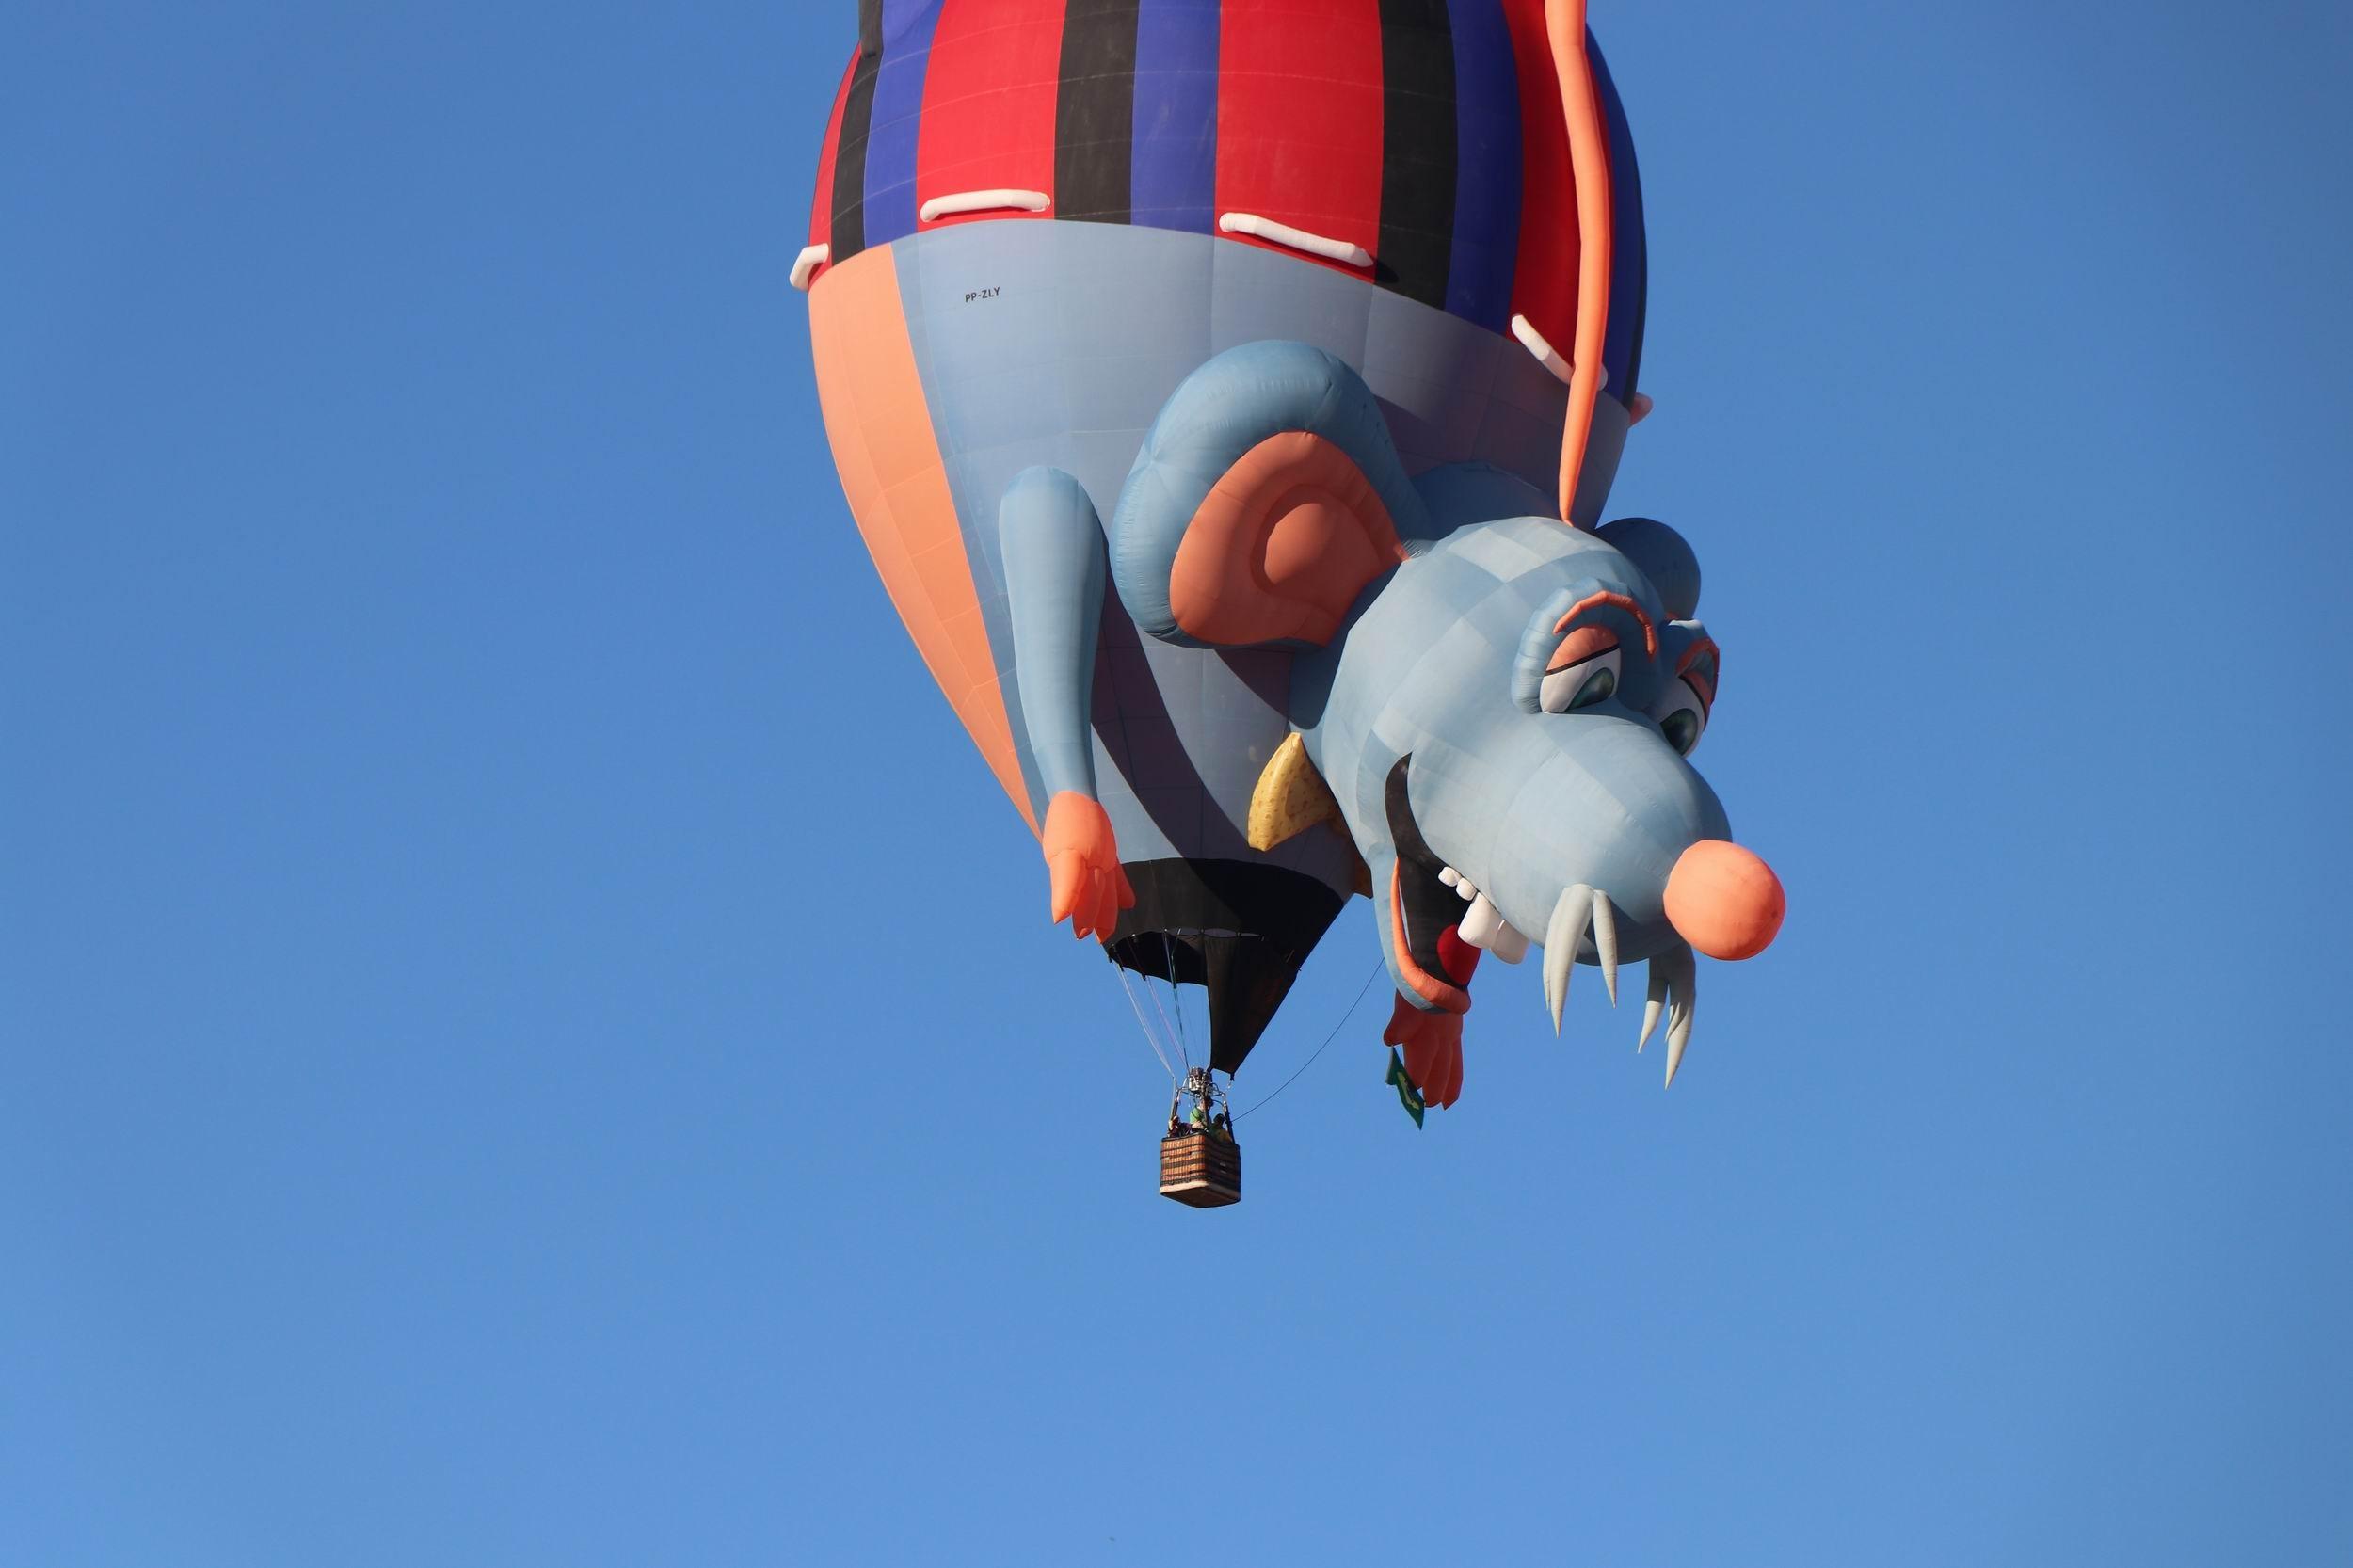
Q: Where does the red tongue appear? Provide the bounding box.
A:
[1436,925,1481,987]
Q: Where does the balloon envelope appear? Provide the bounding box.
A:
[800,0,1649,1072]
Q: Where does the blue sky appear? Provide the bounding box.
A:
[4,2,2348,1563]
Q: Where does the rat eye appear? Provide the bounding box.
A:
[1540,645,1622,714]
[1655,679,1708,755]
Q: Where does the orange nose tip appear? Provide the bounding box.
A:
[1663,840,1785,960]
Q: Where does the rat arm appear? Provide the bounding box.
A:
[999,466,1133,941]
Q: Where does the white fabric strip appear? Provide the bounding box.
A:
[1216,212,1373,269]
[789,243,830,291]
[1509,313,1613,392]
[919,188,1052,222]
[1510,313,1572,385]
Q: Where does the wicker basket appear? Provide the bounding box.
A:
[1160,1130,1241,1208]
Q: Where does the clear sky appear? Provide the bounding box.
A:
[5,3,2348,1563]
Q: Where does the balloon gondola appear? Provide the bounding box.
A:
[1160,1069,1241,1208]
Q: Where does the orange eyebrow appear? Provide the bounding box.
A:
[1551,591,1657,657]
[1676,636,1721,706]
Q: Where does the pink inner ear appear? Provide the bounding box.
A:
[1169,431,1407,647]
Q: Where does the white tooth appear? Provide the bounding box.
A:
[1593,891,1619,1006]
[1438,866,1459,887]
[1456,877,1477,902]
[1489,920,1530,964]
[1659,945,1696,1087]
[1459,892,1503,949]
[1638,958,1667,1051]
[1542,884,1593,1034]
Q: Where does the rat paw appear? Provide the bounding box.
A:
[1384,994,1464,1108]
[1042,792,1136,942]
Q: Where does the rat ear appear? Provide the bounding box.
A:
[1111,341,1431,648]
[1594,516,1702,620]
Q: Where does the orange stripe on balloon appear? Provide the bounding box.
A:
[808,247,1039,836]
[1545,0,1611,524]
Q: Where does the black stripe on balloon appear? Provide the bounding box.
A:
[1375,0,1456,308]
[829,0,887,260]
[1055,0,1141,224]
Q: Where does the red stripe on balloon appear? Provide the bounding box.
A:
[916,0,1068,227]
[1498,0,1578,357]
[809,51,857,250]
[1213,0,1385,278]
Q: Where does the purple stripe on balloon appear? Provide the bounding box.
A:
[1128,0,1221,234]
[1441,0,1521,330]
[862,0,944,248]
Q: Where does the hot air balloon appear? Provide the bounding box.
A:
[792,0,1782,1201]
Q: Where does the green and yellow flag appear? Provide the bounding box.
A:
[1385,1048,1426,1129]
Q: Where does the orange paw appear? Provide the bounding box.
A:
[1384,994,1464,1108]
[1041,792,1137,942]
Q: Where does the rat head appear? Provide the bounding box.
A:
[1310,510,1782,1003]
[1109,342,1781,1073]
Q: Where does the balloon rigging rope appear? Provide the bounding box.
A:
[1156,931,1191,1073]
[1235,963,1385,1121]
[1116,965,1178,1085]
[1135,940,1184,1075]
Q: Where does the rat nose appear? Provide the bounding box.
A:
[1663,840,1785,960]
